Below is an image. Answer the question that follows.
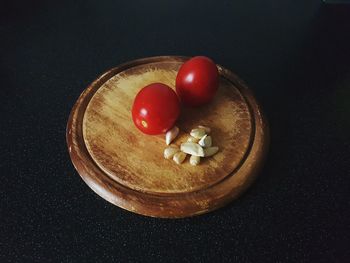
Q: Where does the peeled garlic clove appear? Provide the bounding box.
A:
[190,155,200,166]
[198,135,207,147]
[180,142,205,157]
[190,128,206,139]
[204,146,219,157]
[187,136,199,143]
[198,135,212,148]
[198,125,211,133]
[165,126,179,145]
[173,152,186,164]
[164,146,179,159]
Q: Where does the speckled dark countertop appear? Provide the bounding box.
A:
[1,1,349,262]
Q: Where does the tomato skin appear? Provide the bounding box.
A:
[132,83,180,135]
[176,56,219,106]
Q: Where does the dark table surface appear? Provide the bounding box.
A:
[1,0,350,262]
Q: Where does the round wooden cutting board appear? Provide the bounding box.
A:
[66,56,269,218]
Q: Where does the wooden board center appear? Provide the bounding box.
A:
[82,61,253,194]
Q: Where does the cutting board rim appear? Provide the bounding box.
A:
[66,56,269,218]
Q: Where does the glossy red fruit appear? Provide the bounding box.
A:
[176,56,219,106]
[132,83,180,135]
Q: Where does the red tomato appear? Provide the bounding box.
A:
[176,56,219,106]
[132,83,180,135]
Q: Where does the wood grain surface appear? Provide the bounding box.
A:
[66,56,269,218]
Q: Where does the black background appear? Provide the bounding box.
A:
[1,0,350,262]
